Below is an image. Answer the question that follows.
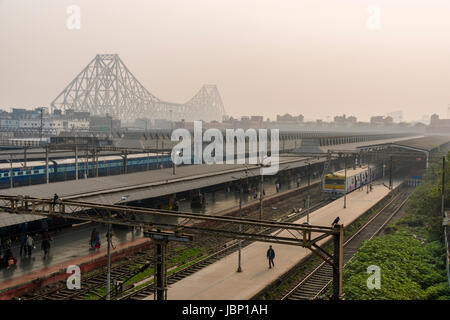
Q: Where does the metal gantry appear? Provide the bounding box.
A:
[0,195,344,300]
[51,54,226,122]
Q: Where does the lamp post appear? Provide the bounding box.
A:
[442,156,446,218]
[232,172,249,273]
[367,152,370,194]
[259,156,269,222]
[106,222,112,300]
[106,195,129,299]
[344,155,347,209]
[237,180,242,272]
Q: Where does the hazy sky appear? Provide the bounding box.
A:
[1,0,450,122]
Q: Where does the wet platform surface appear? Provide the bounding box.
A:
[0,222,144,288]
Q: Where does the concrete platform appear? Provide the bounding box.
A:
[0,223,149,298]
[145,181,397,300]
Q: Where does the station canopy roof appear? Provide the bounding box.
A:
[0,156,324,206]
[0,212,44,228]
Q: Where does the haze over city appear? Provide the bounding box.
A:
[2,0,450,122]
[1,0,450,307]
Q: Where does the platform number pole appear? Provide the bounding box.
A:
[367,152,370,194]
[237,179,243,272]
[106,222,112,300]
[124,152,128,174]
[9,153,13,188]
[308,163,311,187]
[389,156,393,190]
[332,224,344,300]
[442,156,446,218]
[344,155,347,209]
[24,147,27,168]
[259,173,264,222]
[154,239,168,300]
[95,148,99,177]
[306,195,310,224]
[75,146,78,180]
[45,147,49,184]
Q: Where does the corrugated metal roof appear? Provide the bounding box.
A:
[0,212,45,228]
[0,157,322,205]
[391,136,450,152]
[356,135,450,152]
[324,135,423,152]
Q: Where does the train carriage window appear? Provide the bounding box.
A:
[34,170,39,174]
[3,173,8,177]
[325,177,345,185]
[17,171,23,176]
[26,170,31,174]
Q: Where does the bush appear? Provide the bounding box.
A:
[343,234,447,299]
[343,152,450,300]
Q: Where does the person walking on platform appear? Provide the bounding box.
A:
[94,230,101,250]
[267,245,275,269]
[26,234,34,258]
[19,233,27,256]
[1,238,11,259]
[41,230,52,259]
[90,228,97,249]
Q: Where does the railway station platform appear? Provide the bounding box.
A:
[0,176,322,299]
[0,223,149,299]
[144,179,401,300]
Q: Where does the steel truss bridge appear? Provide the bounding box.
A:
[51,54,226,122]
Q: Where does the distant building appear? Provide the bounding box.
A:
[276,114,304,123]
[370,116,393,126]
[333,114,357,126]
[90,115,121,133]
[387,111,403,123]
[427,114,450,134]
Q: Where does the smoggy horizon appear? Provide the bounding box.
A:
[1,0,450,122]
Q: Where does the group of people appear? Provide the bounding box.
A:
[0,233,46,269]
[0,226,54,269]
[20,230,52,259]
[359,179,373,192]
[0,237,15,269]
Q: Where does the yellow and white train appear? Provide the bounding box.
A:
[323,165,381,199]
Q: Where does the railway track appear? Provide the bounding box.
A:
[281,187,411,300]
[21,185,326,300]
[21,250,156,300]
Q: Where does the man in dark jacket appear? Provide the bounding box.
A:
[267,245,275,269]
[52,193,59,212]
